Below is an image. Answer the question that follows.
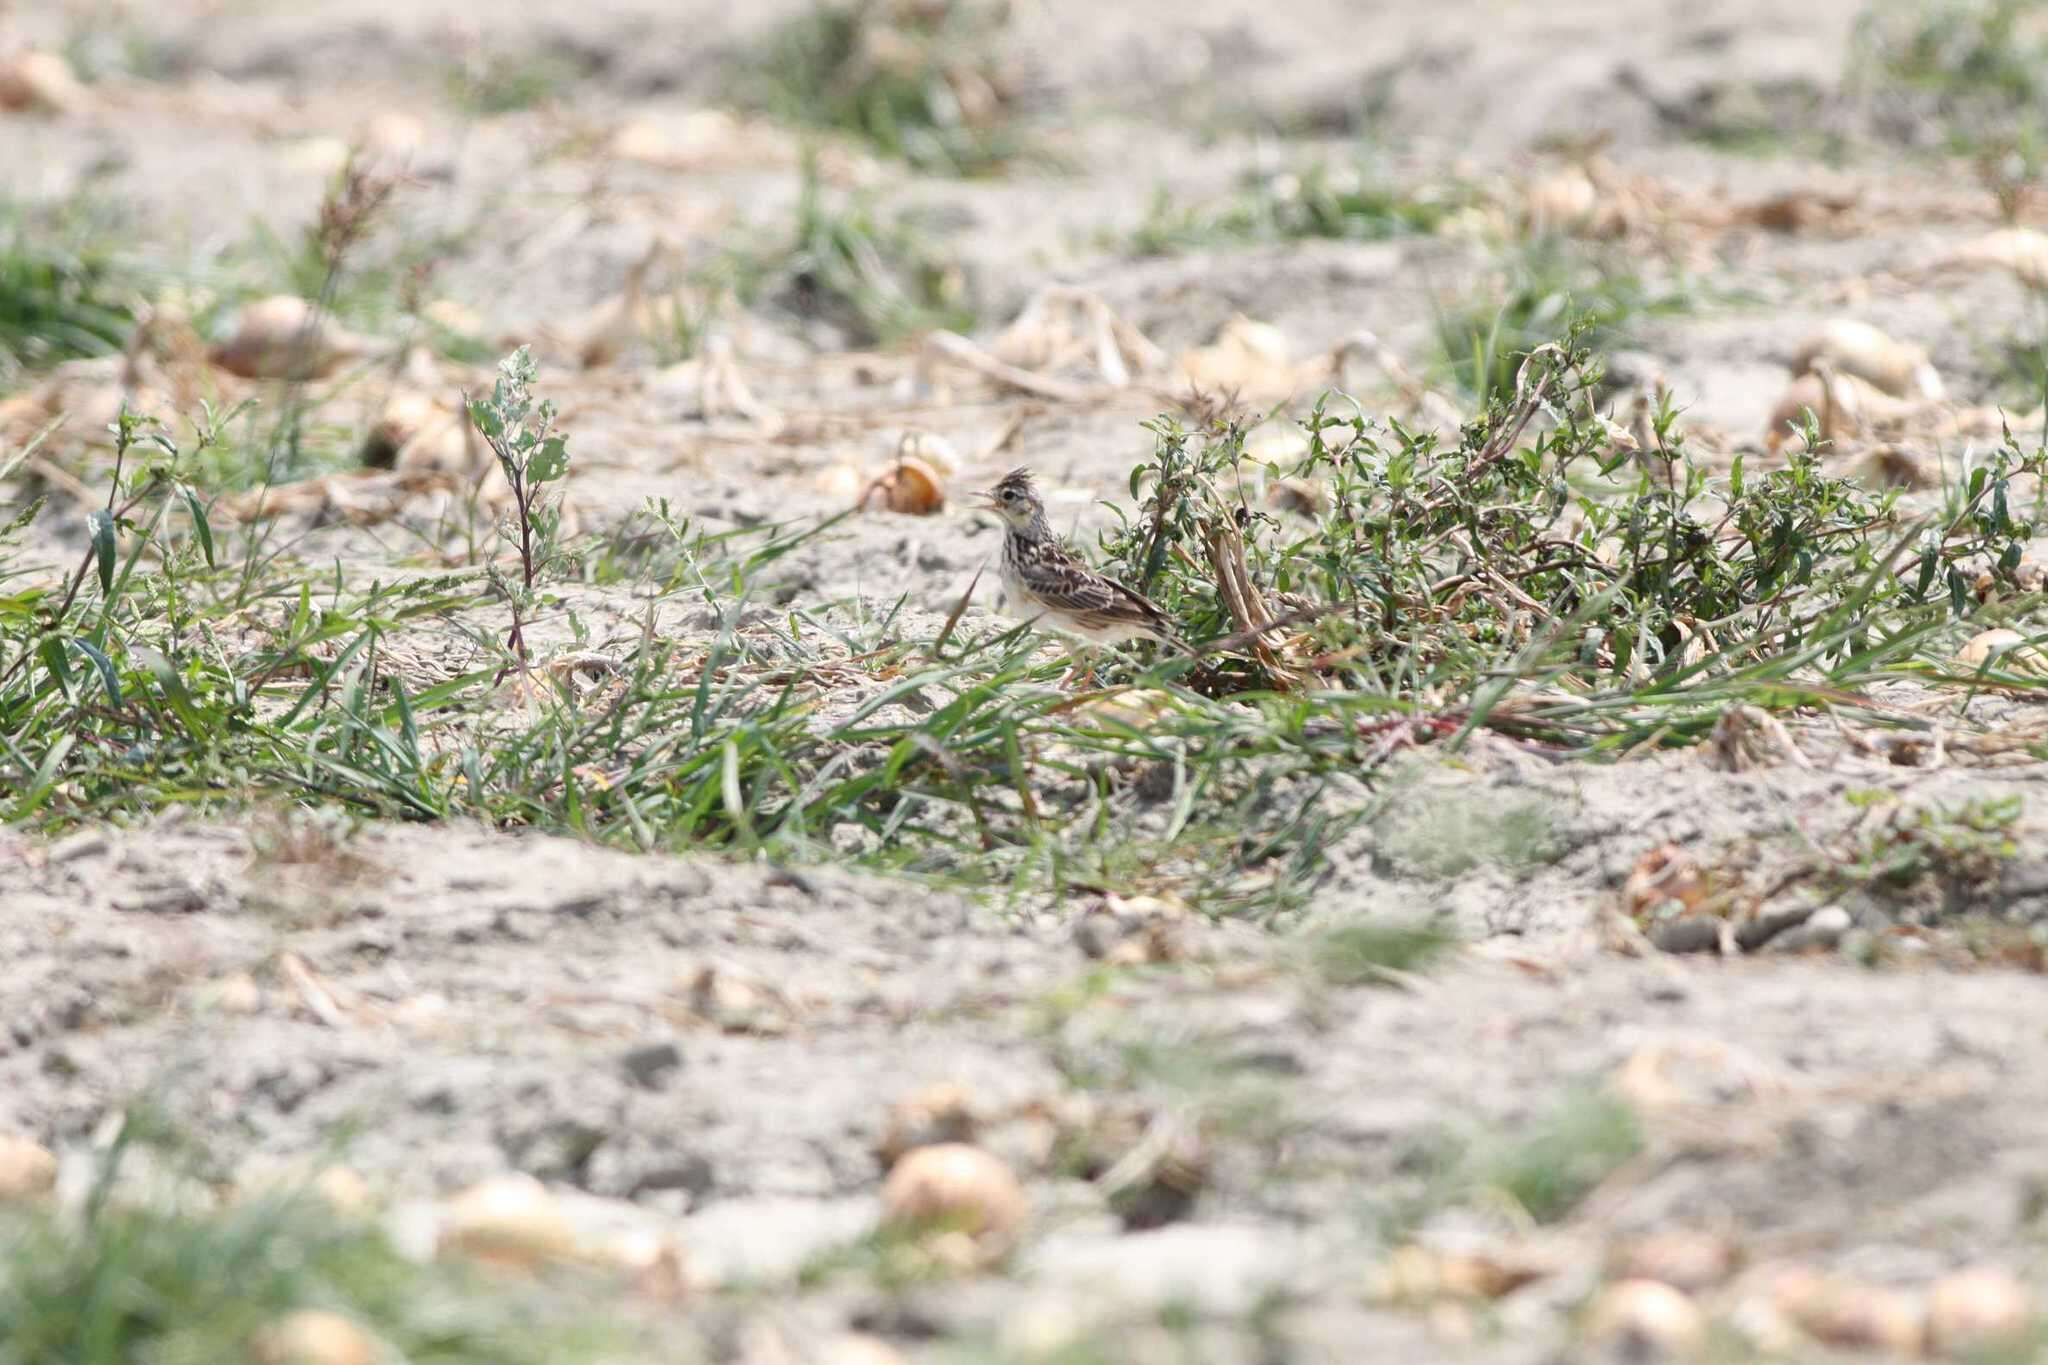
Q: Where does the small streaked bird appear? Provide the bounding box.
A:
[980,467,1187,680]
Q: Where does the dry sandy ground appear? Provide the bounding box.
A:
[5,0,2048,1361]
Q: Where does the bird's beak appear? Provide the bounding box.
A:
[975,489,1001,510]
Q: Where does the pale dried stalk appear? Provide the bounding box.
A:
[1202,510,1311,690]
[922,330,1107,403]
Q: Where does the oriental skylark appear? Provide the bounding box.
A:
[980,468,1186,678]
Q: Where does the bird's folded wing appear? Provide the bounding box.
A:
[1029,571,1150,621]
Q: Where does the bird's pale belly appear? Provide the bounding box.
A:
[999,575,1149,645]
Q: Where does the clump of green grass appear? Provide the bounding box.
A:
[1376,789,1560,879]
[1099,321,2042,751]
[0,1128,632,1365]
[59,6,181,83]
[445,45,588,115]
[1380,1088,1642,1238]
[1306,918,1459,986]
[1433,238,1691,402]
[0,201,139,386]
[1840,791,2023,896]
[5,322,2043,926]
[1849,0,2048,151]
[1474,1088,1642,1223]
[1129,163,1466,256]
[0,377,1319,921]
[747,164,975,345]
[744,0,1033,175]
[1980,301,2048,409]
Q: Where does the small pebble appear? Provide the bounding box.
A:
[1766,906,1852,954]
[620,1040,683,1090]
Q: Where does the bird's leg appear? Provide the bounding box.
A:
[1059,646,1102,690]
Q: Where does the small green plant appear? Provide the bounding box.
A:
[445,45,586,115]
[1842,793,2023,893]
[1099,322,2043,752]
[0,1121,629,1364]
[1982,288,2048,409]
[1,404,233,724]
[1850,0,2048,151]
[756,165,974,345]
[1373,1087,1643,1237]
[1129,163,1466,255]
[1376,789,1561,878]
[3,320,2041,925]
[1433,239,1690,402]
[1476,1088,1642,1223]
[225,157,404,486]
[58,2,181,82]
[746,0,1030,175]
[466,347,571,672]
[0,201,138,385]
[1306,918,1459,985]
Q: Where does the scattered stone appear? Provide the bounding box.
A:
[1731,903,1815,952]
[1071,893,1193,965]
[197,971,267,1016]
[685,964,796,1035]
[1612,1036,1787,1112]
[1650,918,1723,954]
[1764,905,1852,954]
[597,1223,691,1300]
[620,1040,682,1090]
[627,1154,715,1202]
[856,453,947,516]
[1092,1113,1208,1231]
[47,830,110,864]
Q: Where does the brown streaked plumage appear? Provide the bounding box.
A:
[980,468,1186,654]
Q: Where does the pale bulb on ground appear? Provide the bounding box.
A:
[880,1142,1026,1263]
[1585,1279,1707,1359]
[249,1309,380,1365]
[0,1133,57,1201]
